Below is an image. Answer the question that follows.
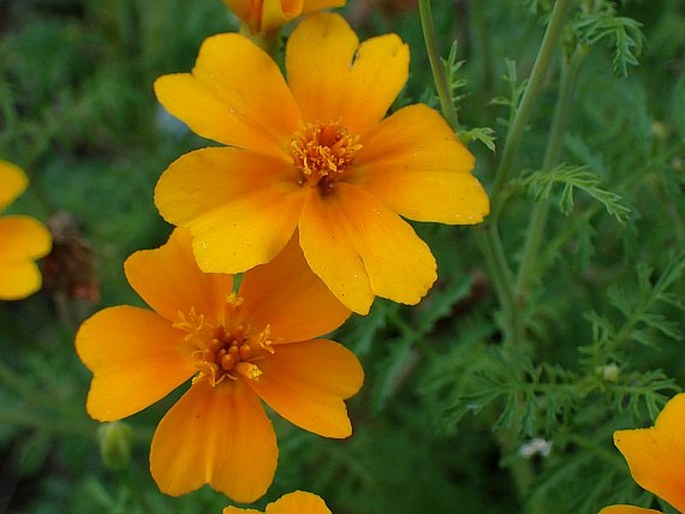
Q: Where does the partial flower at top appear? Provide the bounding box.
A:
[75,228,363,503]
[223,0,345,34]
[154,13,489,315]
[0,160,52,300]
[224,490,332,514]
[599,393,685,514]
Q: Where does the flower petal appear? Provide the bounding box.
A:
[286,13,408,134]
[598,507,662,514]
[266,491,332,514]
[0,215,52,260]
[0,160,28,210]
[150,379,277,503]
[614,393,685,512]
[0,215,51,299]
[352,104,489,224]
[238,233,350,343]
[155,148,304,274]
[154,33,300,158]
[75,306,195,421]
[247,339,363,438]
[261,0,303,33]
[299,184,437,313]
[0,260,43,300]
[125,228,233,323]
[223,490,331,514]
[298,190,373,314]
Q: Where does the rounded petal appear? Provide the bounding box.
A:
[0,260,43,300]
[0,215,51,299]
[246,339,363,438]
[75,306,195,421]
[150,379,277,503]
[154,33,300,158]
[266,491,332,514]
[0,160,28,210]
[223,491,331,514]
[125,228,233,323]
[238,233,350,343]
[598,507,662,514]
[0,215,52,260]
[614,393,685,512]
[286,13,409,134]
[298,190,373,314]
[224,507,261,514]
[261,0,304,33]
[155,147,305,274]
[352,104,489,224]
[299,184,437,313]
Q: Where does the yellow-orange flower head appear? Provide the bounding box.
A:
[223,490,332,514]
[223,0,345,34]
[154,13,490,315]
[0,160,52,300]
[599,393,685,514]
[75,228,363,503]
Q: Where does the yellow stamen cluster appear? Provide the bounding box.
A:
[174,295,274,386]
[291,121,362,193]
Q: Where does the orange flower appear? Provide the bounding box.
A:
[223,0,345,34]
[154,13,489,315]
[599,393,685,514]
[75,228,362,503]
[0,160,52,300]
[223,490,331,514]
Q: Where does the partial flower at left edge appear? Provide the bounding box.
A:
[0,160,52,300]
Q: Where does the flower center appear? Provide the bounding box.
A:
[290,121,362,193]
[174,294,274,387]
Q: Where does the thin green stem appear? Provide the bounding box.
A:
[516,46,589,297]
[418,0,459,129]
[419,0,520,346]
[476,225,521,345]
[491,0,572,215]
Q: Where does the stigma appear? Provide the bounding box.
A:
[290,121,362,193]
[174,294,274,387]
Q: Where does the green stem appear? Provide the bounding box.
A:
[491,0,572,215]
[515,46,589,297]
[419,0,519,345]
[418,0,459,129]
[476,225,521,346]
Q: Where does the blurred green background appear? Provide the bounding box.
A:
[1,1,685,513]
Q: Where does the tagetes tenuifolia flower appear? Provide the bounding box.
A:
[224,490,331,514]
[223,0,344,34]
[0,160,51,300]
[75,229,363,502]
[599,393,685,514]
[154,13,489,315]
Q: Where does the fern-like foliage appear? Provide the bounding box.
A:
[518,164,631,223]
[570,1,645,76]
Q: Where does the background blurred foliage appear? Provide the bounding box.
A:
[1,0,684,513]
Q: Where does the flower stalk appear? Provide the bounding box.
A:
[491,0,573,216]
[515,44,589,298]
